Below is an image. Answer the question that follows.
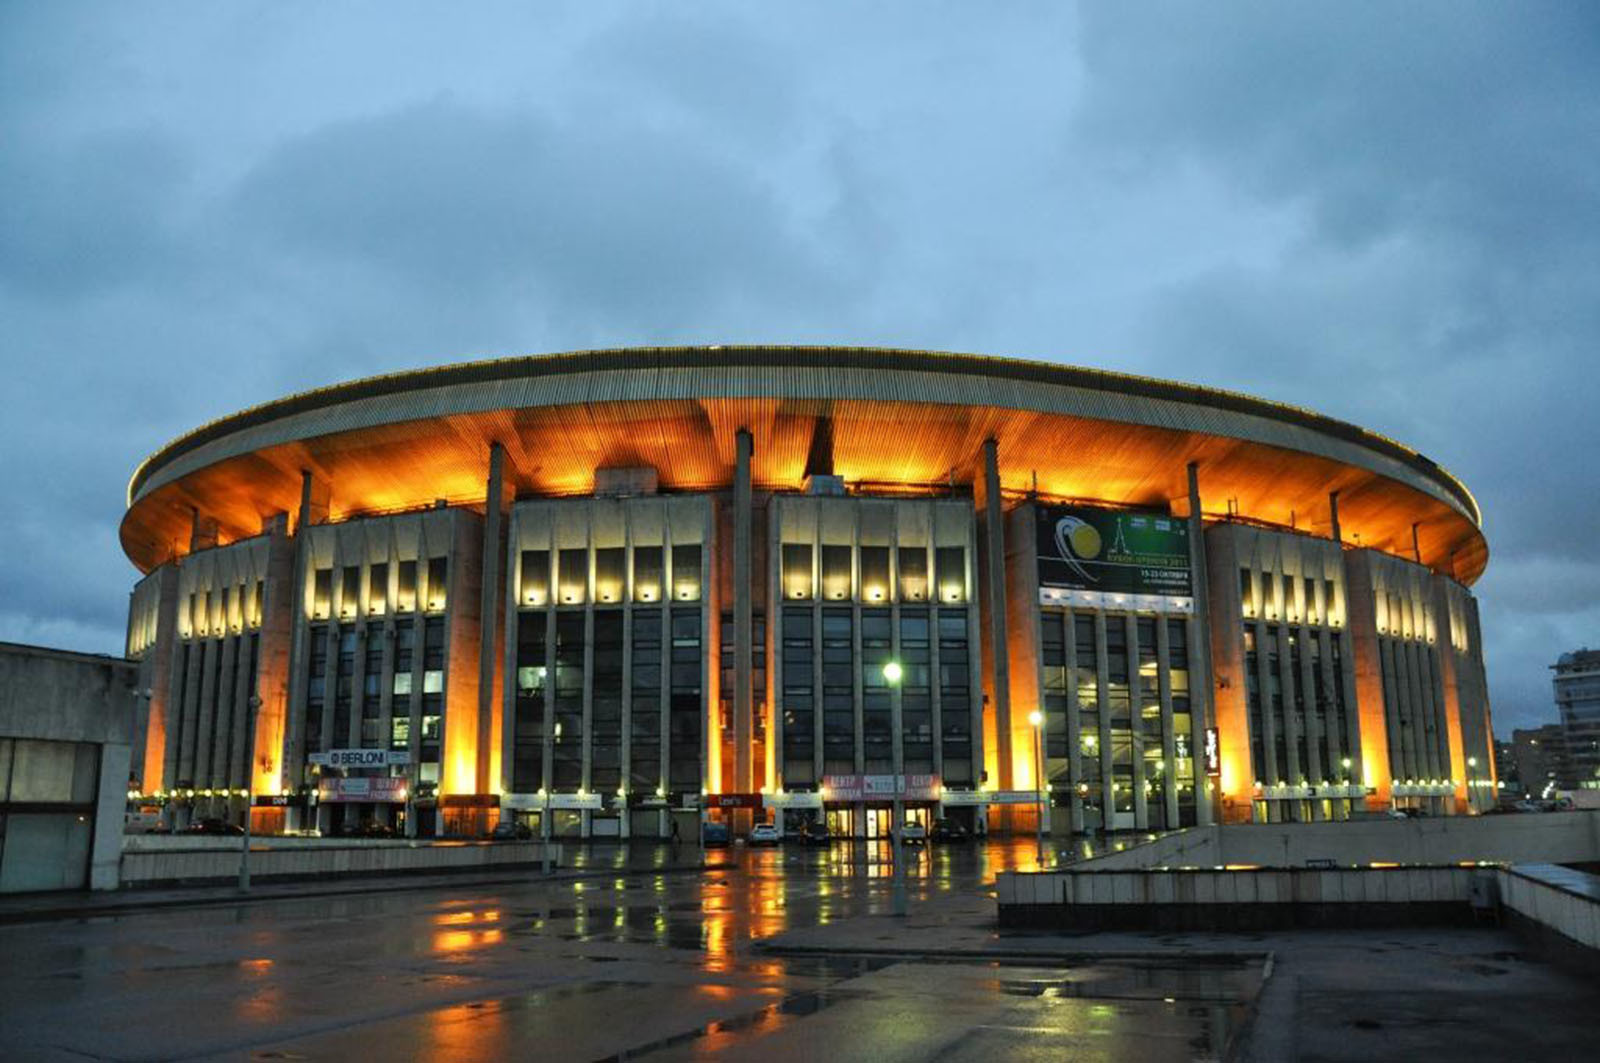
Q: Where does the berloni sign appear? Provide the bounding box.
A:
[309,749,412,768]
[1036,504,1192,597]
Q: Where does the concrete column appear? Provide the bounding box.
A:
[981,439,1013,787]
[734,429,754,796]
[1328,491,1342,547]
[477,443,508,795]
[1186,463,1216,826]
[298,471,330,532]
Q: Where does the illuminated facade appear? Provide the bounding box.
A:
[120,347,1496,836]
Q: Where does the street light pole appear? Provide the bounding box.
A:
[240,695,262,893]
[885,659,907,917]
[1029,710,1046,870]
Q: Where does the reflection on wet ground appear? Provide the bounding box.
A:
[0,839,1259,1061]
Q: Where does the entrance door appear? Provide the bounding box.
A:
[864,807,891,839]
[825,807,854,838]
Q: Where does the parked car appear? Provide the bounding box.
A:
[354,820,398,838]
[900,821,928,845]
[930,817,970,843]
[747,823,781,847]
[702,820,731,848]
[187,818,245,836]
[799,820,832,846]
[491,820,533,841]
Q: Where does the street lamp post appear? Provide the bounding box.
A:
[885,659,907,917]
[1028,710,1046,870]
[240,695,262,893]
[1467,756,1479,814]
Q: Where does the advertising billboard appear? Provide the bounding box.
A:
[1035,505,1192,597]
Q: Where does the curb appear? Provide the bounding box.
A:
[0,862,714,926]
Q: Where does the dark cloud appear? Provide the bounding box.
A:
[1,3,1593,733]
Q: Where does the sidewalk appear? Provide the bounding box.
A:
[0,853,716,926]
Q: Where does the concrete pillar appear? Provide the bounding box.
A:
[734,429,753,797]
[1328,491,1342,547]
[298,470,330,531]
[981,439,1013,788]
[477,443,508,796]
[1186,463,1216,826]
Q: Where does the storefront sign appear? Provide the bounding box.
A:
[763,791,824,810]
[981,789,1046,805]
[821,774,942,802]
[1204,727,1222,778]
[317,777,408,803]
[548,792,603,810]
[251,794,296,808]
[938,789,987,806]
[708,793,764,809]
[1036,505,1192,597]
[499,792,604,810]
[309,749,413,768]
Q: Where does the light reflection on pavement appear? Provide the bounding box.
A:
[0,838,1256,1062]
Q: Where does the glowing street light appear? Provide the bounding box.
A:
[1028,710,1046,868]
[882,660,903,685]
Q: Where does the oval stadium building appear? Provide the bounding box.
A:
[120,346,1496,838]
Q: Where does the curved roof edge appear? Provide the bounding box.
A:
[127,345,1482,525]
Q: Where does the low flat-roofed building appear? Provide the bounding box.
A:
[0,642,136,891]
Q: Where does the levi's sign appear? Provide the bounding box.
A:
[309,749,412,768]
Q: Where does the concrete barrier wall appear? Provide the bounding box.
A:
[1072,827,1222,870]
[1216,812,1600,868]
[120,841,559,887]
[124,834,448,852]
[1498,864,1600,952]
[1071,813,1600,872]
[997,865,1483,930]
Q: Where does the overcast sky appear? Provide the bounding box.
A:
[2,3,1596,733]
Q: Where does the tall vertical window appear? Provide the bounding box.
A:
[590,610,623,791]
[1168,618,1195,824]
[861,609,891,772]
[420,617,444,762]
[1041,615,1069,772]
[630,611,663,791]
[553,612,585,788]
[1074,614,1101,803]
[305,624,327,754]
[822,609,857,774]
[668,608,702,789]
[513,613,547,792]
[781,607,816,785]
[900,608,932,773]
[938,609,973,783]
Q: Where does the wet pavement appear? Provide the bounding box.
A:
[0,838,1260,1061]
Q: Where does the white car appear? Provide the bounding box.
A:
[900,822,928,844]
[747,823,781,846]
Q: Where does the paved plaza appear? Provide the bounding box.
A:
[1,840,1593,1061]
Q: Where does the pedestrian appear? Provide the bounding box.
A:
[670,816,681,847]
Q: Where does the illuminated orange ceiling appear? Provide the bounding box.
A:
[121,347,1488,584]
